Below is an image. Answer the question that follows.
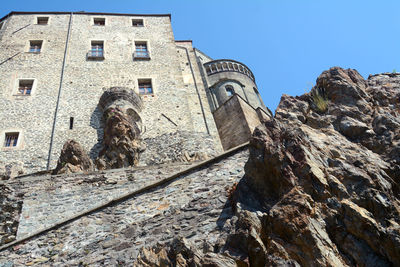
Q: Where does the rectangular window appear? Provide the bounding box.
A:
[132,19,144,27]
[4,133,19,147]
[18,80,34,95]
[0,22,4,30]
[134,42,150,59]
[94,18,105,26]
[138,79,153,95]
[37,17,49,25]
[29,40,42,53]
[88,41,104,59]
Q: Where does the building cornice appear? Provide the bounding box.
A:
[0,11,171,22]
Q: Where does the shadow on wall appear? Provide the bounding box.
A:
[89,105,104,160]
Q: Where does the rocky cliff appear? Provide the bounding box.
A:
[134,67,400,266]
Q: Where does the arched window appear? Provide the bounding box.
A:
[226,85,234,97]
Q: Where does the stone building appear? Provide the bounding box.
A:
[0,11,271,174]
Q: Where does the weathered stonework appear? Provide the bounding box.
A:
[0,11,266,174]
[0,146,248,265]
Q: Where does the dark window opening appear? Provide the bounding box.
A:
[132,19,144,27]
[0,22,4,30]
[134,42,150,59]
[138,79,153,95]
[69,117,74,130]
[29,40,42,53]
[226,85,234,97]
[18,80,34,95]
[88,41,104,59]
[4,132,19,147]
[37,17,49,25]
[94,18,105,26]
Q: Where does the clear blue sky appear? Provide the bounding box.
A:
[1,0,399,112]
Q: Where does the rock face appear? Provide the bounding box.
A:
[96,87,146,170]
[128,67,400,266]
[0,162,24,180]
[52,140,94,175]
[240,67,400,266]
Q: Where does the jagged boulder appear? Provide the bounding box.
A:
[0,161,24,180]
[96,87,146,170]
[52,140,94,175]
[96,107,146,169]
[235,67,400,266]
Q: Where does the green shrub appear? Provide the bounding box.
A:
[311,86,328,113]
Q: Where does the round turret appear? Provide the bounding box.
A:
[203,59,265,111]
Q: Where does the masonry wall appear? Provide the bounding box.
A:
[175,41,222,150]
[0,13,222,172]
[0,147,248,266]
[0,14,69,171]
[213,95,265,150]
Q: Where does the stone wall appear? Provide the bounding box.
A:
[0,146,248,266]
[213,95,269,150]
[0,14,70,172]
[0,13,222,174]
[139,130,220,165]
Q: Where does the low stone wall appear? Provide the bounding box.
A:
[2,162,194,242]
[139,130,221,165]
[0,184,22,246]
[0,147,248,266]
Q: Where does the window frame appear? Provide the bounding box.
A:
[28,40,43,53]
[36,17,49,25]
[138,79,154,96]
[13,79,36,96]
[132,18,144,27]
[93,17,106,26]
[87,40,105,60]
[225,85,235,97]
[134,41,150,60]
[1,130,23,150]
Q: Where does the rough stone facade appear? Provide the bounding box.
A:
[0,146,248,265]
[0,11,267,174]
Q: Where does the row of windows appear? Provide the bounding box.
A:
[14,79,153,96]
[0,16,145,28]
[26,40,150,60]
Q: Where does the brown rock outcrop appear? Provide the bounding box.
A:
[96,107,146,169]
[238,67,400,266]
[0,161,24,180]
[52,139,94,175]
[96,87,146,170]
[131,67,400,266]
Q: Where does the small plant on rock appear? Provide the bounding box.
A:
[311,86,328,113]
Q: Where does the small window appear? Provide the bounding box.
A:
[134,41,150,59]
[0,22,4,30]
[29,40,42,53]
[138,79,153,95]
[94,18,105,26]
[4,132,19,147]
[88,41,104,59]
[18,80,34,95]
[132,19,144,27]
[226,85,234,97]
[37,17,49,25]
[69,117,74,130]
